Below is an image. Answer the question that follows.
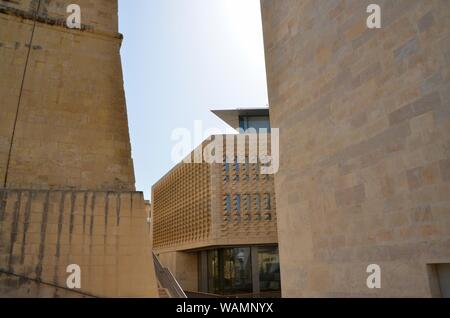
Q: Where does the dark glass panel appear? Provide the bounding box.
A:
[258,246,281,291]
[207,250,219,293]
[239,116,271,132]
[221,247,252,294]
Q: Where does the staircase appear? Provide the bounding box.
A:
[158,288,171,299]
[153,253,187,298]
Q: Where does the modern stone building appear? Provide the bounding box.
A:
[152,109,281,296]
[0,0,158,297]
[261,0,450,297]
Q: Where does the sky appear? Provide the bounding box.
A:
[118,0,268,199]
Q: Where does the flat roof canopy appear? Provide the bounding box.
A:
[211,108,269,128]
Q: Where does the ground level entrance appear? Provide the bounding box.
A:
[198,245,281,297]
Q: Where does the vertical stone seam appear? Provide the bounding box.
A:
[89,192,96,257]
[0,191,7,222]
[104,192,110,246]
[116,193,121,227]
[35,190,49,281]
[55,191,65,259]
[53,191,66,292]
[7,191,21,272]
[69,192,76,244]
[3,0,42,187]
[19,191,32,265]
[82,192,88,234]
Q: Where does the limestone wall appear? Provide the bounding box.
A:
[0,189,158,297]
[0,0,157,297]
[157,251,198,292]
[261,0,450,297]
[0,0,119,34]
[0,0,135,191]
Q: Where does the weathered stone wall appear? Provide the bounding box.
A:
[0,1,157,297]
[0,0,119,34]
[0,0,135,191]
[0,189,158,297]
[261,0,450,297]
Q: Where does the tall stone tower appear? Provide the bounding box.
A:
[261,0,450,297]
[0,0,135,191]
[0,0,157,297]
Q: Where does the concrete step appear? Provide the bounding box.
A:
[158,288,170,298]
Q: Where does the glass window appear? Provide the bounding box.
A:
[435,264,450,297]
[234,194,241,212]
[258,246,281,292]
[239,116,271,132]
[224,162,230,181]
[254,162,260,181]
[210,248,252,295]
[264,193,271,210]
[254,194,261,211]
[204,246,281,295]
[244,194,251,211]
[247,116,271,132]
[207,250,219,293]
[239,117,247,131]
[243,157,250,181]
[225,194,231,212]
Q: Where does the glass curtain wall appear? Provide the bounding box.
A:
[258,247,281,291]
[207,247,252,294]
[204,246,280,295]
[239,116,271,132]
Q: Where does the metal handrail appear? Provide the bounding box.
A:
[152,253,187,298]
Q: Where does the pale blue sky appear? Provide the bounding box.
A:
[118,0,268,198]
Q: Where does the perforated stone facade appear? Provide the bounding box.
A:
[152,135,278,291]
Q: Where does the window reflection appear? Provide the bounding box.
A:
[264,193,271,210]
[254,194,261,211]
[222,248,252,293]
[225,194,231,212]
[239,115,271,133]
[207,247,252,295]
[205,246,281,295]
[234,194,241,212]
[224,162,230,182]
[244,194,251,212]
[258,247,281,292]
[207,250,219,293]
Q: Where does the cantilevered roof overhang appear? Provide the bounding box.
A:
[211,107,270,129]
